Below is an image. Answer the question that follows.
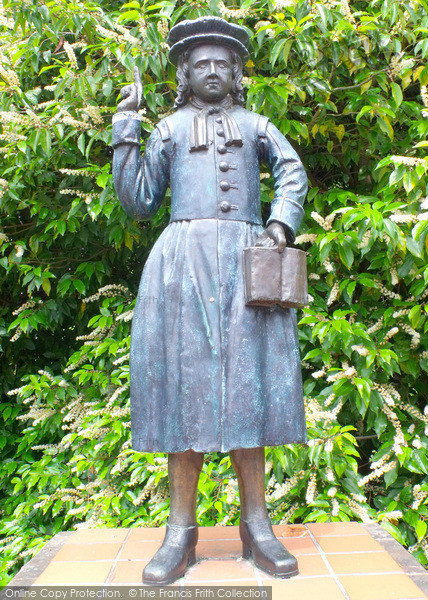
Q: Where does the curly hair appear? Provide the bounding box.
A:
[174,45,245,109]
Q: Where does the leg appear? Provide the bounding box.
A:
[229,446,268,521]
[230,446,299,579]
[143,450,204,585]
[169,449,204,525]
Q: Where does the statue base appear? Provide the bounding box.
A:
[7,523,428,599]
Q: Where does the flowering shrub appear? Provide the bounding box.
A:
[1,0,428,584]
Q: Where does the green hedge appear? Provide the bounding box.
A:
[1,0,428,584]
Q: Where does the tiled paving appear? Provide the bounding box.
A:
[9,523,428,600]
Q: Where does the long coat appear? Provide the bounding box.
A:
[112,101,308,453]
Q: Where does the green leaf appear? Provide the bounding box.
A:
[390,82,403,107]
[356,105,373,123]
[377,116,394,141]
[96,172,109,189]
[381,523,407,546]
[416,520,427,542]
[41,278,51,295]
[354,378,371,405]
[73,279,85,294]
[389,164,405,186]
[384,463,398,487]
[270,39,287,67]
[406,236,422,258]
[359,276,377,288]
[118,9,142,22]
[77,133,85,155]
[408,305,422,328]
[338,244,354,269]
[403,170,418,194]
[103,80,113,97]
[282,39,294,65]
[57,220,66,236]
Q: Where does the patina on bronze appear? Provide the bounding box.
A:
[112,15,308,585]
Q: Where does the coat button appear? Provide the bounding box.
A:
[219,161,229,172]
[217,144,227,154]
[216,129,225,137]
[215,117,222,123]
[220,180,230,191]
[220,201,231,212]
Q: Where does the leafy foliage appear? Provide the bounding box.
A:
[1,0,428,584]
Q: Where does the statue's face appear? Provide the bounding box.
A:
[187,44,233,103]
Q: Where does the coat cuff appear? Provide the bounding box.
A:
[112,112,141,149]
[267,197,305,244]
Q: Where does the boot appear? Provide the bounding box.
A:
[143,523,198,585]
[240,517,299,578]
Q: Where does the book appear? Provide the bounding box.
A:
[243,246,308,309]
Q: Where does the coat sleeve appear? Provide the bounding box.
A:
[112,112,170,221]
[258,118,308,244]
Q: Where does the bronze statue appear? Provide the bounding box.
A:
[112,16,308,585]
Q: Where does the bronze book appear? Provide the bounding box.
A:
[243,246,308,309]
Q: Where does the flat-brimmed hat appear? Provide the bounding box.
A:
[167,16,250,65]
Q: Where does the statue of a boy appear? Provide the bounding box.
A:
[112,16,308,585]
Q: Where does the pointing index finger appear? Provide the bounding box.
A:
[133,66,142,89]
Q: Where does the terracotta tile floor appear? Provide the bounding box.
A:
[9,523,428,600]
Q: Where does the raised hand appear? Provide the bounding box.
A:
[117,66,143,112]
[255,222,287,253]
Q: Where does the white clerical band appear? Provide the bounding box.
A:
[112,111,142,124]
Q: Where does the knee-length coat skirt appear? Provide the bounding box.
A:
[112,103,308,453]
